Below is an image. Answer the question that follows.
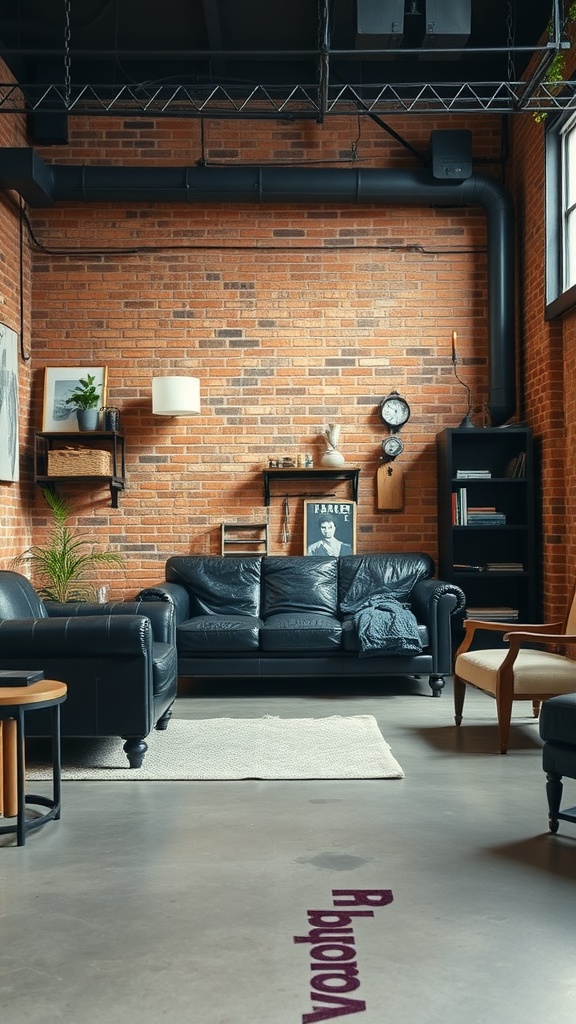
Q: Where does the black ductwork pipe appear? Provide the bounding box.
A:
[0,149,515,424]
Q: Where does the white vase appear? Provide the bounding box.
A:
[321,449,345,467]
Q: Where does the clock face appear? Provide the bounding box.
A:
[382,435,404,459]
[379,392,410,430]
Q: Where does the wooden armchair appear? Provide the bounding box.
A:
[453,583,576,754]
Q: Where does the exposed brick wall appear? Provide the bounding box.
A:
[508,38,576,622]
[16,113,502,596]
[0,92,33,561]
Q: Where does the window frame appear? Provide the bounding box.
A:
[545,109,576,320]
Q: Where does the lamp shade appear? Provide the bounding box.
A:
[152,376,200,416]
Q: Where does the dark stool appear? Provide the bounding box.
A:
[0,680,67,846]
[539,693,576,834]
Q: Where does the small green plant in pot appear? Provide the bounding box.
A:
[12,487,124,602]
[65,373,102,431]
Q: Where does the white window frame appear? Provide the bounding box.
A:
[546,109,576,319]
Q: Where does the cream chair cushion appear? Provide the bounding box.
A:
[455,649,576,696]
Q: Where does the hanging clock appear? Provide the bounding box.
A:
[379,391,411,432]
[382,435,404,460]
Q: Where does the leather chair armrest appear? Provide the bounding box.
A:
[0,614,153,658]
[136,583,190,624]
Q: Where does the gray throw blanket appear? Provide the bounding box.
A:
[340,594,423,657]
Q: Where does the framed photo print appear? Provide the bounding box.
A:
[304,500,356,556]
[0,322,19,481]
[42,366,108,432]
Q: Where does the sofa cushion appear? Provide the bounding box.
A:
[338,553,434,608]
[262,556,338,617]
[260,613,342,652]
[166,556,262,618]
[177,615,262,654]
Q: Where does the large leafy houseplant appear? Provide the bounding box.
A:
[12,487,124,602]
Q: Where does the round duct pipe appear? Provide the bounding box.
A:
[0,152,516,424]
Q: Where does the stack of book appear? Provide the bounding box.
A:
[451,490,506,526]
[485,561,524,572]
[466,506,507,525]
[456,469,492,479]
[465,607,520,621]
[453,563,486,572]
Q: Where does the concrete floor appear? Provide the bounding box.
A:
[2,676,576,1024]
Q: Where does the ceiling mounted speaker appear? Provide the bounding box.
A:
[421,0,471,57]
[355,0,404,51]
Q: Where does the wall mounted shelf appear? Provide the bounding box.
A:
[34,431,126,508]
[262,467,360,506]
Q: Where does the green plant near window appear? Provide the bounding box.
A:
[11,487,124,602]
[534,3,576,122]
[64,373,102,411]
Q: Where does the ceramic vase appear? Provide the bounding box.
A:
[321,448,346,467]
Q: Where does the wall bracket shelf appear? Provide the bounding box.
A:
[34,431,126,508]
[263,467,360,507]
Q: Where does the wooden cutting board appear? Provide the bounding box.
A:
[376,463,405,511]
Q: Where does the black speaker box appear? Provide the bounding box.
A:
[428,130,472,180]
[27,112,69,146]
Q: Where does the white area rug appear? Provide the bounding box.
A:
[26,715,404,781]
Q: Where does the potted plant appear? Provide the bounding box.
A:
[65,373,103,431]
[12,487,124,602]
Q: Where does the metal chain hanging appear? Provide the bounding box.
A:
[63,0,72,108]
[506,0,516,84]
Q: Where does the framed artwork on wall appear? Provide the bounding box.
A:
[304,500,356,556]
[0,322,19,481]
[42,366,108,432]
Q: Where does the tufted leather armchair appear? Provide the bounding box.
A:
[0,570,177,767]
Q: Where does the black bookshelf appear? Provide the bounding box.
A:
[436,427,538,628]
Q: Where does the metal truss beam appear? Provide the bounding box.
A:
[1,79,576,117]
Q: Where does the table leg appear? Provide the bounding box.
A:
[2,718,19,819]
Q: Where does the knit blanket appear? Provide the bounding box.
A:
[340,594,423,657]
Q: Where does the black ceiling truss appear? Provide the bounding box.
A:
[0,0,572,119]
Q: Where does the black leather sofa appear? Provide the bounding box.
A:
[0,570,177,767]
[139,553,465,696]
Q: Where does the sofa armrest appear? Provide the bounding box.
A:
[410,578,466,675]
[136,583,190,625]
[45,599,175,644]
[0,614,154,658]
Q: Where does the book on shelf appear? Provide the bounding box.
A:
[466,509,507,525]
[455,469,492,479]
[452,489,507,525]
[453,563,486,572]
[504,452,526,478]
[485,562,524,572]
[465,607,519,621]
[457,486,467,525]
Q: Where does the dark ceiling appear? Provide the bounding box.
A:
[0,1,568,118]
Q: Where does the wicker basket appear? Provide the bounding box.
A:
[47,447,112,477]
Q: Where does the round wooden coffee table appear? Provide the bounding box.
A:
[0,679,67,846]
